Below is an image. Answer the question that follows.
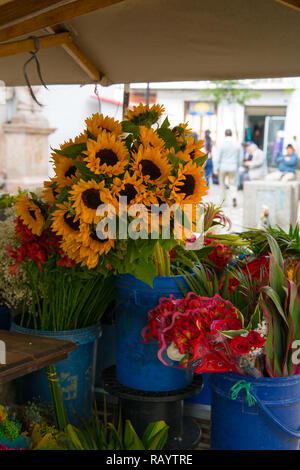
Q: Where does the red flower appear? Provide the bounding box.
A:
[57,256,75,268]
[247,330,266,349]
[228,318,242,330]
[230,336,251,355]
[204,238,232,270]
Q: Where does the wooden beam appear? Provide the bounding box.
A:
[0,32,72,58]
[0,0,124,42]
[60,41,101,81]
[0,0,76,28]
[48,24,101,81]
[275,0,300,11]
[0,1,14,6]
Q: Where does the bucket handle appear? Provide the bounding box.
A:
[251,389,300,439]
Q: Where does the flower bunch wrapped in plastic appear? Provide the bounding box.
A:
[15,103,208,284]
[142,293,267,377]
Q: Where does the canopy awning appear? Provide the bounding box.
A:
[0,0,299,86]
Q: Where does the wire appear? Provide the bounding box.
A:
[23,36,48,107]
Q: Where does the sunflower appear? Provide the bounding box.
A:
[54,155,82,188]
[172,122,193,146]
[138,126,165,150]
[60,132,87,150]
[112,172,145,210]
[85,113,122,138]
[15,194,45,236]
[175,136,206,162]
[84,132,129,177]
[70,179,112,224]
[131,145,172,187]
[42,178,59,206]
[124,103,165,125]
[169,162,208,205]
[51,202,82,243]
[78,222,114,269]
[148,187,172,233]
[60,238,82,262]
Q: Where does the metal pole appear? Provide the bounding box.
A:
[145,82,150,105]
[122,83,130,118]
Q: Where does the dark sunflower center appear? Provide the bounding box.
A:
[189,150,195,159]
[29,209,36,220]
[65,165,77,178]
[63,213,80,231]
[95,149,118,166]
[140,159,161,180]
[81,189,101,209]
[118,184,138,204]
[176,174,195,197]
[90,227,107,242]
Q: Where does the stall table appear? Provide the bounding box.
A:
[0,330,77,384]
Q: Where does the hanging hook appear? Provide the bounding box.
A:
[23,36,48,107]
[94,83,101,114]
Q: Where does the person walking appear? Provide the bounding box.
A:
[204,129,213,187]
[215,129,243,207]
[265,144,298,181]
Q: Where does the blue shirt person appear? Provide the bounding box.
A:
[266,144,299,182]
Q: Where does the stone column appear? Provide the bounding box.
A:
[0,87,55,193]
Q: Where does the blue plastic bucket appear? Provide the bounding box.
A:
[0,305,11,330]
[115,273,193,391]
[11,321,101,424]
[95,323,116,388]
[209,373,300,450]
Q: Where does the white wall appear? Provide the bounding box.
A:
[284,89,300,150]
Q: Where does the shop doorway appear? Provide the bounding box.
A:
[245,107,286,167]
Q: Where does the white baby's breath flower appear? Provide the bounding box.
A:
[0,211,30,310]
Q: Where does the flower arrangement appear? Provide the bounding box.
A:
[144,233,300,378]
[14,104,208,285]
[142,293,266,377]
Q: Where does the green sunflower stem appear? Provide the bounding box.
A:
[154,242,170,276]
[46,364,68,431]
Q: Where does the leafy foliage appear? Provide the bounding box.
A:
[259,235,300,377]
[60,402,168,450]
[240,224,300,258]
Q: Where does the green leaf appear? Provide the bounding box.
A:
[167,151,182,168]
[160,117,170,129]
[247,303,262,330]
[121,121,140,138]
[73,160,100,181]
[124,420,145,450]
[193,154,208,167]
[130,260,156,286]
[220,329,248,339]
[260,286,288,326]
[142,421,169,450]
[52,143,87,159]
[157,128,180,152]
[266,233,284,267]
[268,254,288,303]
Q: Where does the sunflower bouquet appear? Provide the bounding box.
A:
[33,103,208,285]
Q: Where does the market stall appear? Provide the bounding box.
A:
[0,0,300,452]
